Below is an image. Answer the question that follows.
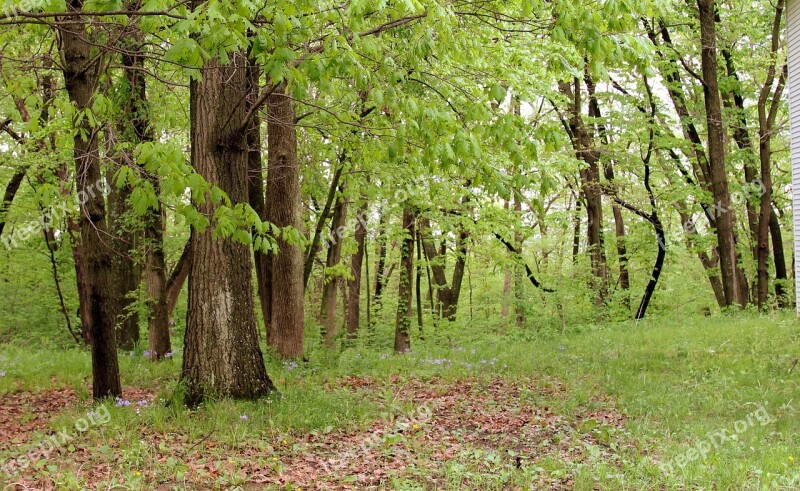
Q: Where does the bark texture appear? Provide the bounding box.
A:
[182,51,274,404]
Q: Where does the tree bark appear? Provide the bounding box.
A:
[585,73,629,303]
[572,190,582,264]
[265,85,305,359]
[304,163,343,289]
[245,58,271,333]
[0,168,26,240]
[320,194,347,347]
[106,149,140,350]
[418,216,468,321]
[697,0,742,307]
[372,209,388,317]
[394,208,414,353]
[416,228,424,335]
[166,240,190,321]
[754,0,785,307]
[182,50,274,404]
[770,207,788,306]
[559,79,607,304]
[119,26,171,360]
[346,203,368,339]
[60,0,121,399]
[513,194,525,327]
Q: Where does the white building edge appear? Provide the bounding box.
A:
[790,0,800,315]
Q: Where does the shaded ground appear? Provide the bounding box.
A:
[0,376,637,489]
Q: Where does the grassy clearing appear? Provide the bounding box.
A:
[0,312,799,489]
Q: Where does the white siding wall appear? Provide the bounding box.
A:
[789,0,800,315]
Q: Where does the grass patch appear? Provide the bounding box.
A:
[1,312,799,488]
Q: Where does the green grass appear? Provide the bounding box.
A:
[1,312,800,489]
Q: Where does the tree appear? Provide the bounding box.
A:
[60,0,121,399]
[395,207,415,353]
[181,48,274,404]
[265,85,305,359]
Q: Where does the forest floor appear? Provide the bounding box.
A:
[0,312,799,489]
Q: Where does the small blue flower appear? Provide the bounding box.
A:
[0,371,5,377]
[240,414,248,421]
[115,397,131,407]
[137,400,148,407]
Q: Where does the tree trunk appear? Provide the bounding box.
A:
[346,203,368,339]
[770,207,788,306]
[416,228,424,335]
[245,58,271,332]
[372,209,388,317]
[66,219,92,344]
[678,207,727,308]
[106,153,140,351]
[119,29,171,360]
[166,240,191,322]
[697,0,742,308]
[559,80,607,304]
[513,194,525,327]
[394,208,414,353]
[0,168,26,240]
[585,73,629,303]
[320,195,347,347]
[572,191,582,264]
[304,163,343,289]
[418,216,468,321]
[182,51,274,404]
[265,84,305,359]
[60,0,121,399]
[754,0,785,308]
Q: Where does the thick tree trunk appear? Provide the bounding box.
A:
[697,0,742,308]
[346,203,368,339]
[60,0,121,399]
[265,85,305,359]
[320,195,347,347]
[182,51,274,404]
[648,20,745,307]
[394,208,414,353]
